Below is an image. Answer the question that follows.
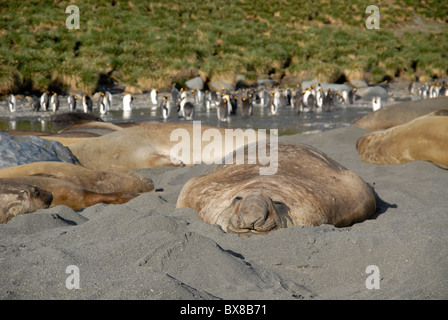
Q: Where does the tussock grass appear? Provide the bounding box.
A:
[1,0,447,95]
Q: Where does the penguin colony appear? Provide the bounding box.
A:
[3,80,447,119]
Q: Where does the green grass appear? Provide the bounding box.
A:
[0,0,447,95]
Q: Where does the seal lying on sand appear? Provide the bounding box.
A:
[68,121,268,172]
[0,161,154,193]
[176,142,376,235]
[1,176,139,210]
[0,180,53,224]
[40,121,124,146]
[354,96,448,130]
[356,110,448,168]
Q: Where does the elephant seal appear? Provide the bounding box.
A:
[0,180,53,224]
[68,121,268,172]
[50,112,103,124]
[40,121,123,146]
[0,161,154,193]
[356,110,448,168]
[56,121,123,136]
[176,142,376,235]
[1,176,139,210]
[354,96,448,130]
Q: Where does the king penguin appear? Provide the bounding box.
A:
[40,91,49,111]
[8,94,16,113]
[150,89,158,106]
[123,93,133,111]
[179,96,194,120]
[50,92,59,112]
[372,96,382,111]
[159,96,171,120]
[322,89,334,112]
[98,92,110,115]
[241,96,253,116]
[82,94,93,113]
[292,91,303,114]
[67,95,77,112]
[217,97,229,122]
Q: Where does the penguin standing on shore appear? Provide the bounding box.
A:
[241,96,253,116]
[323,89,334,112]
[292,91,303,114]
[341,88,356,104]
[270,91,279,115]
[159,96,171,120]
[217,97,229,122]
[122,93,133,111]
[8,94,16,113]
[67,95,77,112]
[40,91,49,111]
[204,90,212,111]
[50,92,59,112]
[315,87,324,111]
[302,89,315,112]
[178,96,194,120]
[98,92,110,115]
[408,81,416,94]
[372,96,382,111]
[82,94,93,113]
[150,89,158,106]
[105,91,112,113]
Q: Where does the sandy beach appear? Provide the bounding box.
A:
[1,119,446,300]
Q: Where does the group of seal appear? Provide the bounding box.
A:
[356,110,448,168]
[2,116,380,235]
[354,95,448,168]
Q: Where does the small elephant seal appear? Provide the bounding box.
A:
[1,176,139,210]
[0,181,53,224]
[68,121,268,172]
[0,161,154,193]
[176,142,376,235]
[354,96,448,130]
[56,121,123,136]
[50,112,104,124]
[356,110,448,168]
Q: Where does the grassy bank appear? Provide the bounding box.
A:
[1,0,447,95]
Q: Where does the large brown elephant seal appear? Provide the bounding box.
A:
[176,142,376,235]
[1,176,139,210]
[0,161,154,193]
[0,180,53,224]
[356,110,448,168]
[68,121,268,172]
[354,96,448,130]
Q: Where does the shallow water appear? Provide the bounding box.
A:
[0,93,374,136]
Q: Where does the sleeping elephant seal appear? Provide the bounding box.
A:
[0,161,154,193]
[356,110,448,168]
[176,142,376,235]
[354,96,448,130]
[0,181,53,224]
[68,121,268,172]
[1,176,139,210]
